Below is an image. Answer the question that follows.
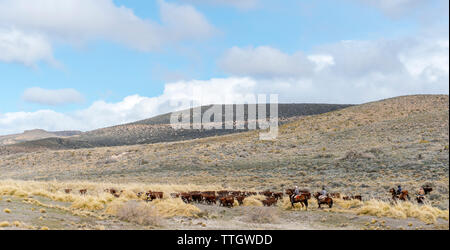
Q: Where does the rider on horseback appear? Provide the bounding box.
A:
[319,186,327,200]
[292,186,300,199]
[396,185,402,195]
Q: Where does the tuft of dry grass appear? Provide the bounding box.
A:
[3,208,11,214]
[70,196,105,211]
[114,201,162,226]
[357,200,449,224]
[242,196,263,207]
[150,199,201,218]
[0,221,10,227]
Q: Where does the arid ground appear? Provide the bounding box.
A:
[1,95,448,230]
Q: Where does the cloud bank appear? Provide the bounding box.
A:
[22,87,84,106]
[0,0,215,65]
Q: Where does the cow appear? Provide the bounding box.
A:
[170,193,180,198]
[64,189,72,194]
[330,193,341,199]
[235,195,246,205]
[217,190,229,197]
[79,189,87,195]
[146,191,164,201]
[273,192,283,200]
[259,190,273,197]
[202,194,217,204]
[351,195,362,201]
[189,192,203,203]
[219,196,235,208]
[180,193,192,203]
[262,197,277,207]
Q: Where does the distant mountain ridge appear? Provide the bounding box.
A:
[0,129,81,146]
[0,103,352,154]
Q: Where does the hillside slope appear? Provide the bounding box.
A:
[0,95,448,208]
[0,103,351,154]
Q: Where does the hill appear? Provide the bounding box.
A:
[0,129,81,146]
[0,103,352,154]
[0,95,448,209]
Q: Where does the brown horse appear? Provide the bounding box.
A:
[422,185,433,195]
[389,188,410,201]
[290,193,309,210]
[313,192,333,208]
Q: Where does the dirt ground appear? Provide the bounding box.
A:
[1,195,447,230]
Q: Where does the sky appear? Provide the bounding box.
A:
[0,0,448,135]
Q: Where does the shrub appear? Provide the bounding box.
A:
[115,201,161,226]
[242,196,263,207]
[0,221,11,227]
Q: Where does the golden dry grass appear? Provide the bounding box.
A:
[357,200,449,224]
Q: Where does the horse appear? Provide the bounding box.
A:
[416,195,425,204]
[422,185,433,195]
[389,188,410,201]
[290,193,309,210]
[313,192,333,208]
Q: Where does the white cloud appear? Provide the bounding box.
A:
[219,46,316,78]
[1,37,448,135]
[218,38,449,102]
[0,78,257,135]
[0,0,214,65]
[0,28,57,66]
[22,87,84,106]
[181,0,259,9]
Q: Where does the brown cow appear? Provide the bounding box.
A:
[351,195,362,201]
[64,189,72,194]
[170,193,180,198]
[217,190,229,197]
[262,197,277,207]
[202,194,217,204]
[313,192,333,208]
[273,192,283,200]
[219,196,235,208]
[180,193,192,203]
[259,190,273,197]
[235,195,246,205]
[146,191,164,201]
[342,196,350,200]
[79,189,87,195]
[189,192,203,203]
[330,193,341,199]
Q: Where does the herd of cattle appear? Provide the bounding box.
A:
[63,185,433,210]
[63,187,362,209]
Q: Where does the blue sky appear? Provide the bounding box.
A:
[0,0,448,135]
